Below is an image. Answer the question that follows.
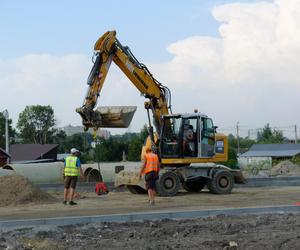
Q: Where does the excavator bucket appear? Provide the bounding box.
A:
[114,168,148,194]
[77,105,137,130]
[94,106,137,128]
[114,169,143,187]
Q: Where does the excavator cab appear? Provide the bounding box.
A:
[159,112,227,164]
[160,113,216,158]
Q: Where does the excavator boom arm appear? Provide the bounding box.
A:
[76,31,171,133]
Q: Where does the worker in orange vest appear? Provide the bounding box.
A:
[139,147,160,205]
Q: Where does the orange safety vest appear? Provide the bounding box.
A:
[144,152,159,175]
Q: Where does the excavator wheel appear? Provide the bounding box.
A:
[182,177,207,192]
[126,185,147,194]
[156,172,180,197]
[207,170,234,194]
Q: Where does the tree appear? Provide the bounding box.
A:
[226,133,255,168]
[17,105,56,144]
[127,125,148,161]
[50,130,67,153]
[0,113,16,149]
[257,123,285,143]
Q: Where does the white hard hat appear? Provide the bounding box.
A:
[70,148,79,154]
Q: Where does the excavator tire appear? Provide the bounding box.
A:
[207,170,234,194]
[126,185,147,194]
[182,177,207,192]
[156,172,180,197]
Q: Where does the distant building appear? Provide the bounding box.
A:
[0,148,10,167]
[238,144,300,170]
[10,144,58,163]
[60,125,110,139]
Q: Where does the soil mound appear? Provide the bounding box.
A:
[0,174,56,207]
[269,160,300,176]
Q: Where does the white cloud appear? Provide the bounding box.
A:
[0,54,148,133]
[153,0,300,136]
[0,54,91,127]
[2,0,300,138]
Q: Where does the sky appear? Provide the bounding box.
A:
[1,0,300,138]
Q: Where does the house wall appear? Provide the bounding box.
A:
[238,156,272,171]
[0,157,7,167]
[0,152,8,167]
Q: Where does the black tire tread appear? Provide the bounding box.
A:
[207,170,234,194]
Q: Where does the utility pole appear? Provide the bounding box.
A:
[295,125,298,144]
[2,110,9,155]
[236,122,240,156]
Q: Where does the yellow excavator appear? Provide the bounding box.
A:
[76,31,246,196]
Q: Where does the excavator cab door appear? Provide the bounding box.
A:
[200,117,216,157]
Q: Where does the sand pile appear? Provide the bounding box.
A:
[0,174,56,206]
[269,160,300,176]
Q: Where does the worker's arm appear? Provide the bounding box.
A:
[62,160,66,179]
[76,157,84,178]
[139,157,147,178]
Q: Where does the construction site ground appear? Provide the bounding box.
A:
[1,186,300,220]
[1,185,300,249]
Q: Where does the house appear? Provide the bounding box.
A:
[238,144,300,170]
[0,148,10,167]
[10,144,58,163]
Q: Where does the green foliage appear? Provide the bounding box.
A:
[291,155,300,166]
[257,123,285,144]
[228,133,255,150]
[17,105,56,144]
[225,147,238,168]
[127,134,143,161]
[94,125,148,162]
[225,133,255,168]
[0,113,16,149]
[50,130,67,153]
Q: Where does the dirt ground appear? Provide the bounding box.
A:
[1,213,300,249]
[1,184,300,249]
[1,186,300,220]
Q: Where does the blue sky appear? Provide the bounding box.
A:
[1,0,299,138]
[0,0,259,59]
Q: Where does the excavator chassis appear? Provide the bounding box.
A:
[114,164,247,196]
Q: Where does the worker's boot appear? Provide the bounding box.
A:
[69,201,77,206]
[149,200,155,206]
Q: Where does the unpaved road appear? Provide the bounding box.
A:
[1,186,300,220]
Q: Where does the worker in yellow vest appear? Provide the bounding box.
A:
[63,148,83,205]
[139,147,160,205]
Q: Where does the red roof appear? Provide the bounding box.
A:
[10,144,58,162]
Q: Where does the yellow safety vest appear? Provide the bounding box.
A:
[64,156,80,176]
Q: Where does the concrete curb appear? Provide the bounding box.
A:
[1,205,300,229]
[36,176,300,192]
